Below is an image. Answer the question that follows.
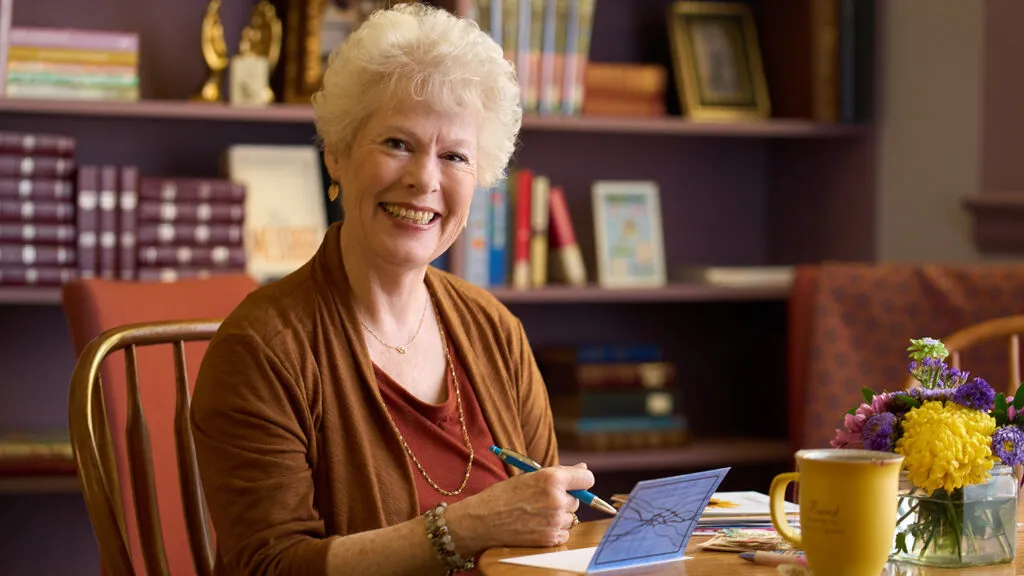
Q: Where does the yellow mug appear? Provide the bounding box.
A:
[770,448,905,576]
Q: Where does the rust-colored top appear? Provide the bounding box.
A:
[190,222,558,576]
[374,342,510,515]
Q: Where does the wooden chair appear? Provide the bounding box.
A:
[69,319,221,576]
[903,314,1024,394]
[62,273,257,576]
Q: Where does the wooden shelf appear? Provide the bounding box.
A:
[490,283,790,303]
[0,97,868,138]
[0,287,62,305]
[559,438,792,473]
[0,283,787,307]
[0,97,314,124]
[0,473,79,494]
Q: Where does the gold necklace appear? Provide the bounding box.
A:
[359,292,429,355]
[377,295,474,496]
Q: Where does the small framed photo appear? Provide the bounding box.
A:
[592,181,666,289]
[667,1,771,121]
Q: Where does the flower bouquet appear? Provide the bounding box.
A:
[832,338,1021,567]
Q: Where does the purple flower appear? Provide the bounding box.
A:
[952,377,996,412]
[909,387,950,403]
[862,413,897,452]
[992,426,1024,466]
[871,391,897,415]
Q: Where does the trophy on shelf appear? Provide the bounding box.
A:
[193,0,229,102]
[233,0,283,106]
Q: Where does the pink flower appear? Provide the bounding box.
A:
[830,402,876,448]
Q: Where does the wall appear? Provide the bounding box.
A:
[875,0,983,262]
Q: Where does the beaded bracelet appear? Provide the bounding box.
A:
[425,502,476,575]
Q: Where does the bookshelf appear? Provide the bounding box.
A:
[0,97,868,137]
[0,0,881,572]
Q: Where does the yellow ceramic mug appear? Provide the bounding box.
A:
[770,449,905,576]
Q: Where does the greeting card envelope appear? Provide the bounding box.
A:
[500,467,730,574]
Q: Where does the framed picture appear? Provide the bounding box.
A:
[278,0,408,103]
[667,1,770,121]
[592,180,666,289]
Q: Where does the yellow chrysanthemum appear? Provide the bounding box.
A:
[895,401,996,494]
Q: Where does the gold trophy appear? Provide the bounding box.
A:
[194,0,229,102]
[238,0,283,104]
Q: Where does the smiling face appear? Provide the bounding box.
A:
[329,98,480,271]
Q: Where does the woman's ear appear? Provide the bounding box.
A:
[323,147,344,183]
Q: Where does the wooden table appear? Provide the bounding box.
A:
[479,520,1024,575]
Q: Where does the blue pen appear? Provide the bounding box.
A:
[489,445,618,515]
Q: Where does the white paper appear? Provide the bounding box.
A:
[499,547,597,573]
[499,547,692,574]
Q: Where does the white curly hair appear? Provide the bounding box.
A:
[311,2,522,188]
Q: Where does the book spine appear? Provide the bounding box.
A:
[529,174,550,288]
[137,200,245,223]
[463,185,491,286]
[0,177,74,201]
[0,199,75,222]
[135,266,246,283]
[139,177,246,202]
[0,223,75,244]
[511,168,532,290]
[136,222,244,246]
[118,166,139,280]
[97,165,118,279]
[488,178,508,286]
[75,165,98,278]
[0,243,75,266]
[547,185,586,285]
[136,245,246,268]
[8,26,139,52]
[0,265,76,286]
[0,0,11,97]
[0,155,75,179]
[7,45,138,67]
[0,131,76,157]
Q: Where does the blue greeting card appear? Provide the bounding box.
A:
[500,467,730,574]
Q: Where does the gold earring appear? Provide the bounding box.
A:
[328,181,340,201]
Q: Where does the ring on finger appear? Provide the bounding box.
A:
[570,512,580,529]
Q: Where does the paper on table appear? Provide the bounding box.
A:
[499,547,693,573]
[499,547,598,573]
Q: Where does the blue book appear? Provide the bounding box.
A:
[488,179,508,286]
[463,185,491,286]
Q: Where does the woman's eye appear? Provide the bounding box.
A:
[384,138,408,151]
[444,153,468,163]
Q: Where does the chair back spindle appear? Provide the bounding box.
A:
[69,320,222,576]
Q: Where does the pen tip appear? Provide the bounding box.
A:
[488,446,501,455]
[739,552,754,560]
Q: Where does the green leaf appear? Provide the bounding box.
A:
[846,407,856,415]
[862,387,875,403]
[895,532,908,554]
[996,394,1008,413]
[896,394,921,409]
[1013,389,1024,411]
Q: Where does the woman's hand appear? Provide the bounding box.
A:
[444,463,594,557]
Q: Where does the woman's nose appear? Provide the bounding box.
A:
[403,155,441,194]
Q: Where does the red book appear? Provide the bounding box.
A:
[511,168,533,290]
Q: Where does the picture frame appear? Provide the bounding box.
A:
[592,180,666,289]
[278,0,404,104]
[667,1,770,121]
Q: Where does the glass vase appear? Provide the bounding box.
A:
[890,464,1018,567]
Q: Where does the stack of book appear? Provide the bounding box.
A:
[4,27,139,101]
[134,177,247,282]
[0,130,77,286]
[537,343,688,451]
[582,63,668,118]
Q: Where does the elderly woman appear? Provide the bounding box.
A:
[190,3,596,575]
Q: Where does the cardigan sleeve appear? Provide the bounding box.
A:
[510,317,560,467]
[190,332,335,576]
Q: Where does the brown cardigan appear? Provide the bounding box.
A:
[190,222,559,576]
